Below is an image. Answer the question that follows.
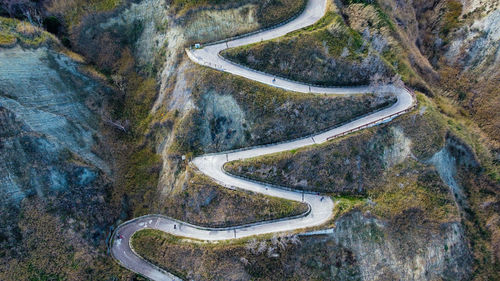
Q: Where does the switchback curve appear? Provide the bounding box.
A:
[111,0,416,280]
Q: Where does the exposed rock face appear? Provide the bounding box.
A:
[446,9,500,73]
[329,211,471,281]
[0,46,109,198]
[0,46,115,255]
[383,127,412,168]
[198,91,248,151]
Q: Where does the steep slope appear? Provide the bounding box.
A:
[1,0,497,280]
[0,36,132,280]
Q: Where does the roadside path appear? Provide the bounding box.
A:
[111,0,415,280]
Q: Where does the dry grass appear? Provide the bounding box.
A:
[0,200,131,281]
[131,228,360,280]
[0,17,57,47]
[366,160,459,223]
[45,0,122,29]
[169,65,396,155]
[61,49,86,63]
[172,0,306,28]
[222,1,425,87]
[15,22,37,35]
[161,167,308,227]
[225,93,499,279]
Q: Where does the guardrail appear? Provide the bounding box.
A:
[215,52,370,89]
[221,163,322,196]
[109,202,313,278]
[218,93,416,195]
[111,204,311,246]
[196,95,398,159]
[189,1,308,49]
[326,91,417,141]
[326,103,417,141]
[110,228,179,281]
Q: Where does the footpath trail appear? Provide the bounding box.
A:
[111,0,416,280]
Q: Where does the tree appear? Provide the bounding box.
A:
[1,0,41,26]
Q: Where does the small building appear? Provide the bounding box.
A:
[194,43,201,49]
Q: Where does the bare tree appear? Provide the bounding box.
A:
[1,0,26,17]
[271,234,288,251]
[239,257,249,266]
[22,7,42,26]
[245,238,258,254]
[98,106,129,132]
[1,0,42,26]
[111,74,127,92]
[391,74,404,88]
[277,235,287,250]
[256,241,267,255]
[288,234,301,246]
[267,246,278,258]
[271,235,279,248]
[369,73,384,88]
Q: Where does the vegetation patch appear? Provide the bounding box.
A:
[161,168,308,227]
[131,228,360,280]
[46,0,122,30]
[225,93,500,278]
[123,147,162,217]
[366,160,458,222]
[222,10,383,86]
[0,17,57,47]
[224,94,452,194]
[440,0,463,38]
[0,200,131,281]
[222,1,424,88]
[172,0,307,28]
[169,65,396,154]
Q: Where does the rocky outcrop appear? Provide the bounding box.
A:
[0,46,110,200]
[0,45,118,274]
[329,211,471,281]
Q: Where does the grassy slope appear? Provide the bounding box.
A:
[161,168,308,227]
[135,1,498,279]
[225,94,500,279]
[411,0,500,146]
[0,17,58,47]
[172,0,307,28]
[45,0,122,30]
[0,28,134,278]
[169,65,396,155]
[51,0,329,234]
[132,229,360,280]
[224,94,448,193]
[221,2,422,87]
[0,200,131,281]
[0,1,315,280]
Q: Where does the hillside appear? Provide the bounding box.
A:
[0,0,499,280]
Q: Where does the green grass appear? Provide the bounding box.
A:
[332,195,365,220]
[47,0,122,29]
[124,148,162,217]
[0,17,57,47]
[92,0,122,12]
[221,1,427,87]
[441,0,463,38]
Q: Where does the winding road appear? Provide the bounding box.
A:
[111,0,416,280]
